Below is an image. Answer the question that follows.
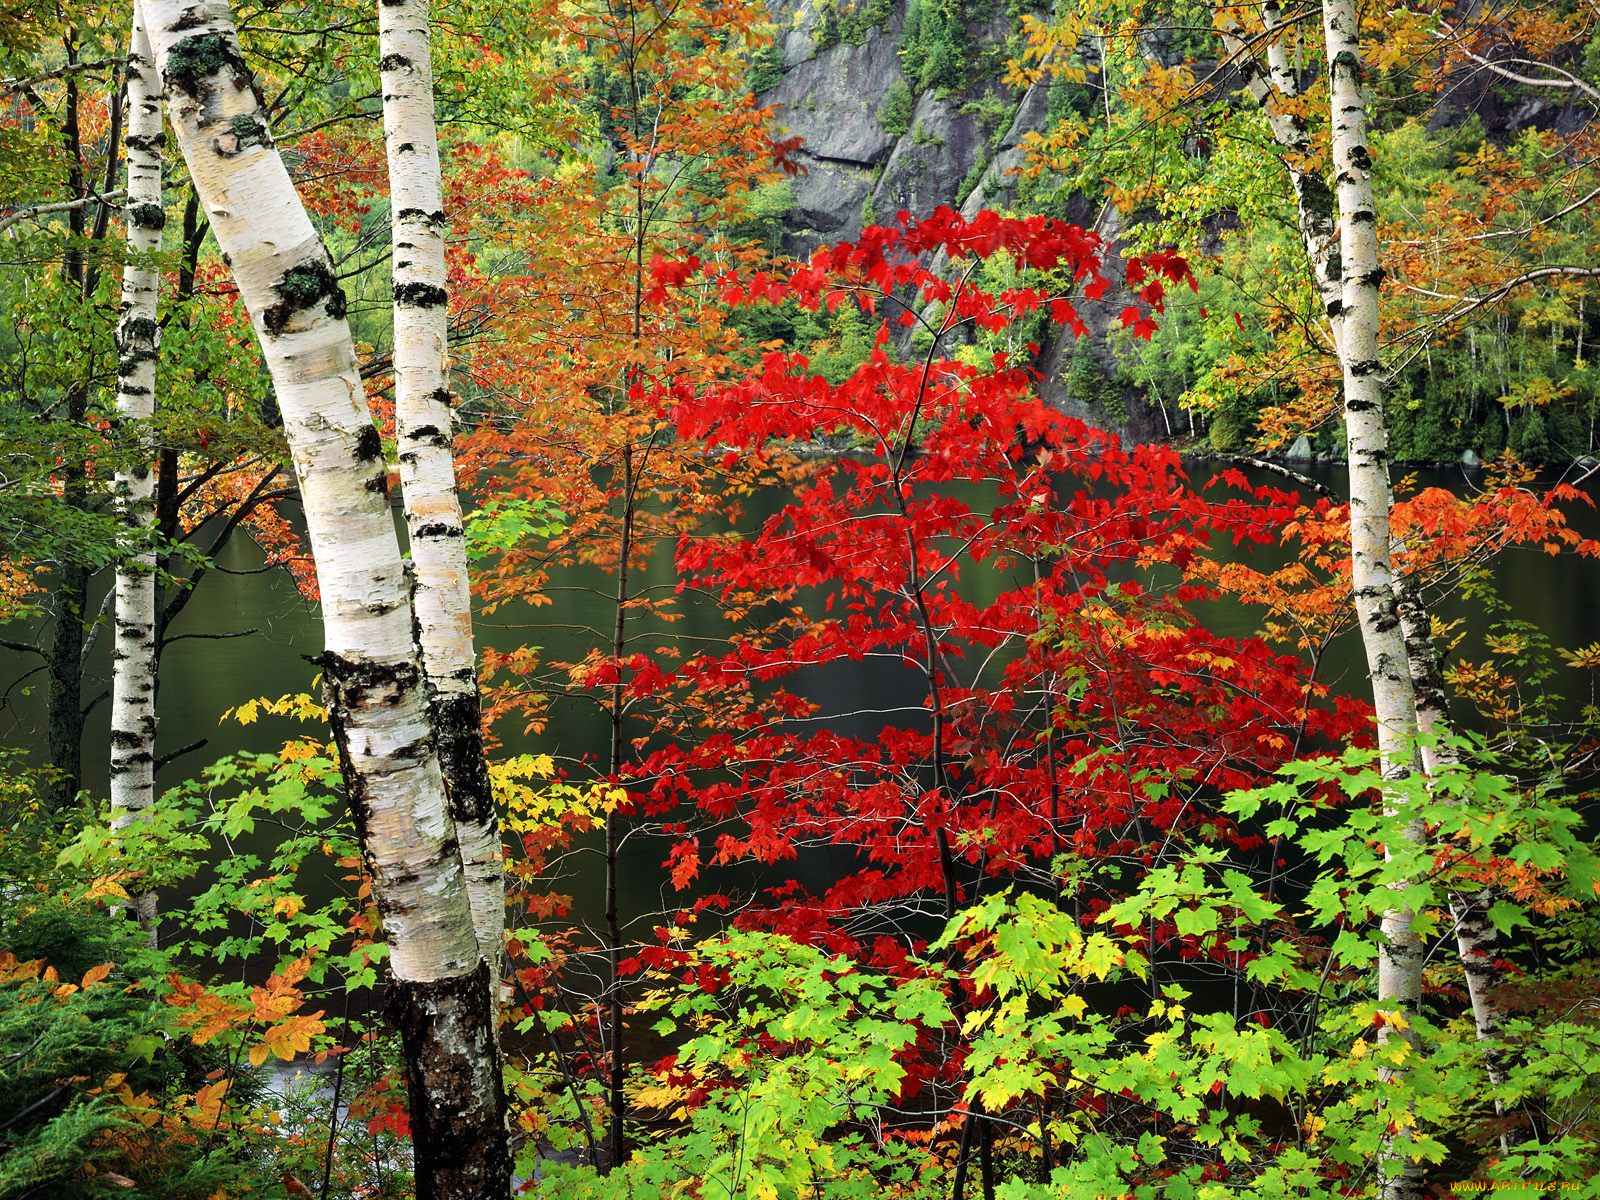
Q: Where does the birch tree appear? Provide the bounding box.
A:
[1232,6,1535,1157]
[1216,3,1344,349]
[379,0,503,974]
[1395,578,1521,1145]
[1322,2,1425,1195]
[141,2,509,1192]
[109,8,163,936]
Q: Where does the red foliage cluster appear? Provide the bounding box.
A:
[510,210,1365,966]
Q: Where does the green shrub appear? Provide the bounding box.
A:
[878,78,914,137]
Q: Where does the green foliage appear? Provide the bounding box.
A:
[464,495,571,560]
[899,0,971,94]
[813,0,893,53]
[532,929,952,1198]
[878,79,915,137]
[0,766,261,1199]
[727,178,798,255]
[0,911,256,1200]
[957,154,990,202]
[7,711,423,1197]
[521,727,1600,1197]
[960,91,1015,150]
[1063,346,1128,425]
[749,43,787,93]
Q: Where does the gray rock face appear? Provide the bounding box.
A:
[757,0,1175,442]
[760,0,1027,246]
[1285,434,1314,461]
[875,89,990,218]
[762,12,907,242]
[1461,447,1482,469]
[765,31,906,166]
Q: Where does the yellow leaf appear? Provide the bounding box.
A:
[86,876,130,902]
[272,895,303,919]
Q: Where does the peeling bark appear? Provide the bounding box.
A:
[386,959,509,1198]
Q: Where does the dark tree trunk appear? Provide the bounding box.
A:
[45,561,88,809]
[387,960,511,1199]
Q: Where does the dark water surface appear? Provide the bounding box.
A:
[3,462,1597,929]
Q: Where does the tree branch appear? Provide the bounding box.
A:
[160,627,259,648]
[2,59,118,94]
[0,192,126,238]
[1406,265,1600,328]
[1437,28,1600,107]
[155,738,208,770]
[1215,454,1339,499]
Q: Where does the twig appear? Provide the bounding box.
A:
[0,192,126,237]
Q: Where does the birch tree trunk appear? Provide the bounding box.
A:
[110,9,164,937]
[142,3,508,1193]
[1323,3,1425,1197]
[1227,0,1512,1134]
[1217,2,1344,346]
[379,0,504,975]
[1221,0,1512,1150]
[1395,579,1520,1145]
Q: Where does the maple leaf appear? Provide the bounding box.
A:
[249,1012,326,1067]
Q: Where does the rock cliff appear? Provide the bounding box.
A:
[757,0,1173,441]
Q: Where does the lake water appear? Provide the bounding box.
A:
[2,460,1597,932]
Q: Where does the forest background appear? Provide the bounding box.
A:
[3,0,1600,1197]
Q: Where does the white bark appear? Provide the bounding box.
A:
[1216,2,1345,346]
[142,0,480,984]
[1324,2,1425,1196]
[143,4,508,1189]
[1395,580,1512,1142]
[380,0,504,973]
[110,10,163,937]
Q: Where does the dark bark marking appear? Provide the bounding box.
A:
[127,202,166,230]
[355,423,384,462]
[215,113,271,157]
[385,962,511,1200]
[396,207,446,228]
[394,281,448,308]
[161,33,250,101]
[263,260,347,336]
[413,522,464,540]
[405,424,449,448]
